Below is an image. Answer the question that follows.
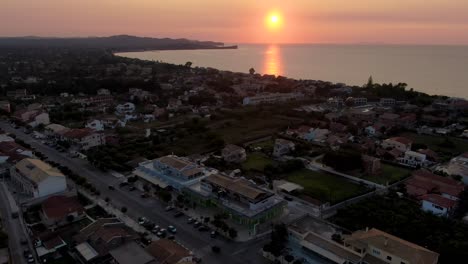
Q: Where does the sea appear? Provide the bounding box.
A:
[117,44,468,99]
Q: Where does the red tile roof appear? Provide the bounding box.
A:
[42,195,85,220]
[62,128,94,139]
[406,169,464,198]
[146,239,191,264]
[421,194,456,208]
[388,137,413,146]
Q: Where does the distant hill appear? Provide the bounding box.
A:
[0,35,235,51]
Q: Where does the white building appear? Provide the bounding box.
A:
[85,120,105,131]
[221,144,247,163]
[447,153,468,184]
[242,93,303,105]
[273,139,295,157]
[97,88,111,96]
[10,158,67,198]
[380,98,396,106]
[399,150,427,168]
[421,194,456,217]
[115,102,135,115]
[62,128,105,150]
[133,155,209,191]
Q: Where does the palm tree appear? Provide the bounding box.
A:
[249,67,255,75]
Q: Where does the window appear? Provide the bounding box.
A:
[387,256,392,261]
[372,249,380,255]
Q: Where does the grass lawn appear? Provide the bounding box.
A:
[250,138,275,150]
[242,152,274,172]
[399,132,468,159]
[286,169,370,205]
[360,163,412,185]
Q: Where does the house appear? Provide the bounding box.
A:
[302,128,330,143]
[400,114,417,129]
[62,128,105,150]
[345,97,367,106]
[10,158,67,198]
[40,195,85,230]
[379,113,400,127]
[186,173,285,228]
[273,139,295,157]
[0,101,11,113]
[44,124,70,138]
[242,92,303,105]
[145,239,192,264]
[0,141,33,163]
[222,144,247,163]
[133,155,209,191]
[115,102,136,114]
[34,234,67,260]
[447,153,468,184]
[347,108,376,122]
[74,218,139,263]
[399,150,427,168]
[97,88,111,95]
[362,155,382,176]
[380,98,396,106]
[329,122,348,133]
[12,109,50,127]
[417,148,439,163]
[381,137,412,152]
[288,216,439,264]
[421,193,457,216]
[406,169,464,198]
[109,242,156,264]
[0,132,14,143]
[6,89,28,98]
[327,97,343,107]
[85,120,105,131]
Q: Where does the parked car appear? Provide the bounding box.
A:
[119,182,129,187]
[129,186,136,191]
[108,185,115,190]
[138,217,147,225]
[210,231,217,238]
[20,237,28,245]
[198,225,209,232]
[168,225,177,233]
[141,193,150,198]
[168,235,175,240]
[173,211,184,218]
[193,221,201,228]
[187,217,195,224]
[165,206,174,212]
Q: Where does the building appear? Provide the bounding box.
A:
[10,158,67,198]
[74,218,139,263]
[44,124,70,138]
[0,101,11,113]
[40,195,85,230]
[6,89,28,98]
[85,120,105,131]
[380,98,396,106]
[0,141,33,163]
[116,102,136,114]
[399,150,427,168]
[242,92,304,105]
[186,173,285,228]
[379,113,400,127]
[62,128,105,150]
[222,144,247,163]
[273,138,295,157]
[381,137,412,152]
[12,109,50,127]
[133,155,208,191]
[145,239,192,264]
[406,169,464,200]
[97,88,111,95]
[288,216,439,264]
[327,97,344,107]
[362,155,382,176]
[421,193,457,217]
[347,108,376,122]
[109,242,156,264]
[447,153,468,184]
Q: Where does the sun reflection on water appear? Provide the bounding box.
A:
[263,45,282,76]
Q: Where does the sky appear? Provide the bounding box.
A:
[2,0,468,44]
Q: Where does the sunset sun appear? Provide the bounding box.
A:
[266,12,282,30]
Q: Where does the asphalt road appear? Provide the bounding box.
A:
[0,183,28,264]
[0,121,269,264]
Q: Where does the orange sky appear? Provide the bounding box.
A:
[2,0,468,44]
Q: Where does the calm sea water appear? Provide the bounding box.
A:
[117,44,468,98]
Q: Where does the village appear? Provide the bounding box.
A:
[1,48,468,264]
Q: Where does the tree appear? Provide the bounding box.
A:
[249,67,256,75]
[66,214,75,222]
[284,255,294,263]
[185,61,193,68]
[105,197,110,203]
[211,246,221,253]
[365,75,374,89]
[121,206,127,213]
[228,227,238,239]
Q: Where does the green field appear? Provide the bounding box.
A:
[242,152,274,172]
[399,132,468,159]
[286,169,370,205]
[360,163,412,185]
